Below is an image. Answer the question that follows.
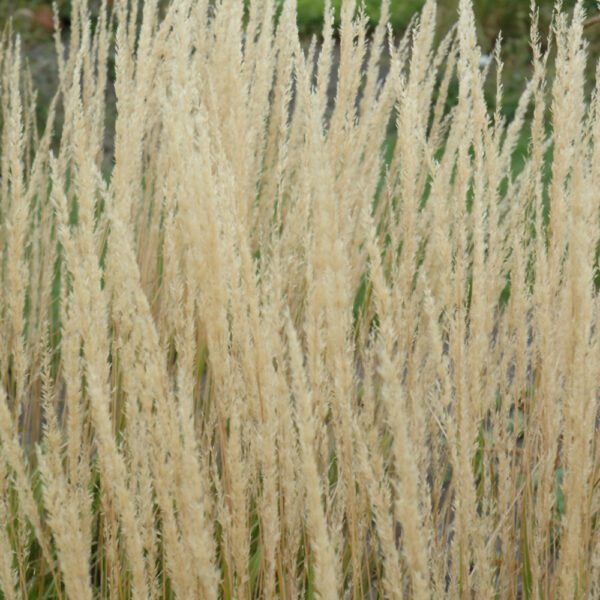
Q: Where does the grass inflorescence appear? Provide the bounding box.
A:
[0,0,599,598]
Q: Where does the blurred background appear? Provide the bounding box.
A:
[3,0,599,39]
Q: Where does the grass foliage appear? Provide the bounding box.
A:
[0,0,600,598]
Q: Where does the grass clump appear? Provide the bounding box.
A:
[0,0,599,598]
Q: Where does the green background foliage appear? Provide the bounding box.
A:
[3,0,600,38]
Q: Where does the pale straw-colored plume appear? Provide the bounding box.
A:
[0,0,598,597]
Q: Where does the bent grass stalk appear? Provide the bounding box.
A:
[0,0,599,598]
